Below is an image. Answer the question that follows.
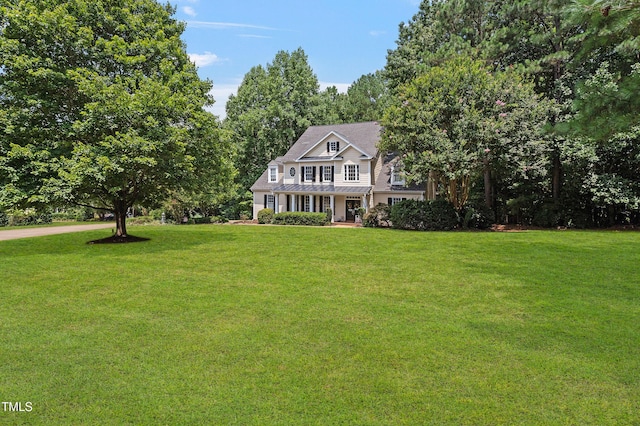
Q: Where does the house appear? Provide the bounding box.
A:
[250,121,426,222]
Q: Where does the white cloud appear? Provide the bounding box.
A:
[186,21,279,31]
[369,30,386,37]
[188,51,221,67]
[207,83,241,120]
[182,6,197,17]
[319,82,351,93]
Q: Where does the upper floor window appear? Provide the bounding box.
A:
[323,166,333,182]
[304,166,315,182]
[391,165,405,186]
[268,166,277,183]
[344,164,359,182]
[327,141,340,153]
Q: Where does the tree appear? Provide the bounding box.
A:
[381,57,551,213]
[343,71,390,122]
[225,48,319,190]
[0,0,233,238]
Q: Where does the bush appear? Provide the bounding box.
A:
[0,211,8,227]
[462,203,495,229]
[272,212,328,226]
[363,203,391,228]
[127,216,156,225]
[257,208,274,224]
[390,199,458,231]
[3,209,52,227]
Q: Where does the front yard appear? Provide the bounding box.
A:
[0,225,638,424]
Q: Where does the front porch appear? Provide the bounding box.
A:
[270,184,373,223]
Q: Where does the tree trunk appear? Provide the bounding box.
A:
[113,199,128,238]
[484,156,492,209]
[552,150,562,202]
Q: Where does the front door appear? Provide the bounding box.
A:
[345,199,361,223]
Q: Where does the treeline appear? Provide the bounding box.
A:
[226,0,640,227]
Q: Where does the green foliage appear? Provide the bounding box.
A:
[462,203,495,229]
[225,49,319,190]
[0,208,52,227]
[0,0,233,237]
[390,199,458,231]
[257,208,274,224]
[381,56,552,211]
[362,203,391,228]
[271,212,328,226]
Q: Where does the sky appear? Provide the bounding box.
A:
[171,0,421,119]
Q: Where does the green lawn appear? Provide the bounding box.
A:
[1,225,638,424]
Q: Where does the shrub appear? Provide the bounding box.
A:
[390,199,458,231]
[4,209,52,227]
[127,216,156,225]
[257,208,274,224]
[462,203,495,229]
[0,211,8,227]
[272,212,328,226]
[325,208,333,224]
[363,203,391,228]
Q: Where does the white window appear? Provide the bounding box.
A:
[304,166,314,182]
[344,164,359,182]
[328,141,339,152]
[323,196,331,213]
[389,197,406,206]
[266,194,275,209]
[323,166,333,182]
[391,165,404,186]
[303,195,311,212]
[268,166,277,183]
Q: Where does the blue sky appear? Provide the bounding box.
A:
[171,0,421,118]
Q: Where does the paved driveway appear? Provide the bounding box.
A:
[0,223,114,241]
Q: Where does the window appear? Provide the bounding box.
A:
[323,196,331,213]
[388,197,406,206]
[391,165,404,186]
[344,164,359,182]
[323,166,333,182]
[268,166,277,183]
[266,194,275,209]
[303,195,311,212]
[327,141,340,153]
[305,166,314,182]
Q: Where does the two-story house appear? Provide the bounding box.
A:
[250,121,425,222]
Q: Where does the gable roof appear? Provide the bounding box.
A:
[282,121,382,162]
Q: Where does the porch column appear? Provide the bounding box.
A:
[292,194,297,212]
[309,194,314,212]
[362,194,368,212]
[330,195,335,222]
[275,194,279,213]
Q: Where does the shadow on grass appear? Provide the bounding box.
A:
[87,234,150,244]
[0,225,237,259]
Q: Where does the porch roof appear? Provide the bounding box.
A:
[272,184,372,195]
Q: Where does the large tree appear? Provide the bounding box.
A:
[381,57,551,213]
[225,48,319,189]
[0,0,232,238]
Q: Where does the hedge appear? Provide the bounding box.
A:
[271,212,329,226]
[390,199,458,231]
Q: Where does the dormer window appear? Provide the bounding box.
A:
[268,166,277,183]
[391,165,405,186]
[327,141,340,153]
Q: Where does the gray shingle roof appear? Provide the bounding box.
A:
[282,121,382,161]
[273,184,372,194]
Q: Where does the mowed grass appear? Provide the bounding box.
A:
[0,225,638,425]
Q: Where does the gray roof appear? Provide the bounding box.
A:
[273,184,372,194]
[373,152,425,193]
[282,121,382,161]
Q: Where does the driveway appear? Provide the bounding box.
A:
[0,223,114,241]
